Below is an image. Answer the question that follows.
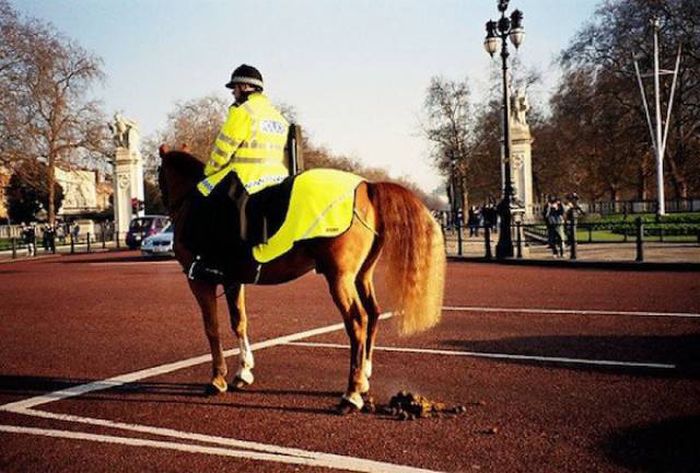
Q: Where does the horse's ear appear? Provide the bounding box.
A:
[159,144,169,157]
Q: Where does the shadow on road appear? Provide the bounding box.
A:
[0,375,337,415]
[602,416,700,472]
[442,334,700,378]
[0,375,93,396]
[58,255,173,264]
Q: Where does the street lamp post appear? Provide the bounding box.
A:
[484,0,524,259]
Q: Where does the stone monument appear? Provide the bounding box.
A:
[109,113,144,239]
[507,88,534,220]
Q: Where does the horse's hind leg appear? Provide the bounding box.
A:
[326,270,371,412]
[188,279,228,394]
[225,283,255,389]
[356,250,382,382]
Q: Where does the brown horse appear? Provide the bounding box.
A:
[158,147,445,412]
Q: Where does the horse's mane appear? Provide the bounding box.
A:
[162,150,205,180]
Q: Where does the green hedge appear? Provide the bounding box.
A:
[526,222,700,239]
[0,238,17,251]
[608,223,700,237]
[582,212,700,225]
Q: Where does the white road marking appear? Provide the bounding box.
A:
[286,342,677,370]
[0,424,441,473]
[3,313,436,473]
[0,320,349,411]
[443,306,700,319]
[0,313,392,412]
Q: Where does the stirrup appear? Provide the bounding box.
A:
[187,256,225,284]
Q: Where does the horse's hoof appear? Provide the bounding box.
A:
[337,392,364,415]
[230,375,253,391]
[336,399,361,416]
[205,381,228,396]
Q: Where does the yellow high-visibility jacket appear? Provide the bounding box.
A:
[197,93,289,196]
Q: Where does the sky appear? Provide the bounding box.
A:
[12,0,600,195]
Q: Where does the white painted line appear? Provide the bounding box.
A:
[443,306,700,319]
[286,342,677,370]
[3,313,434,472]
[16,407,436,472]
[0,313,392,412]
[12,407,322,459]
[0,424,440,473]
[0,353,224,411]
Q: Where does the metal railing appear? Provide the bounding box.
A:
[443,217,700,263]
[531,198,700,217]
[1,225,119,260]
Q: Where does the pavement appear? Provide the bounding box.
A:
[0,241,118,264]
[3,236,700,272]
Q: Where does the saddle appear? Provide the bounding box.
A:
[225,173,295,246]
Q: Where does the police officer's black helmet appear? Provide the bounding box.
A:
[226,64,264,90]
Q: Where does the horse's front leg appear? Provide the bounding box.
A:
[188,279,228,394]
[225,283,255,389]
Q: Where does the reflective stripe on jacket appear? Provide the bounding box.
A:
[197,93,289,196]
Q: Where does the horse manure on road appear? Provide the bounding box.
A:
[362,391,469,421]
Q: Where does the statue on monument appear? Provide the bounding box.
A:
[510,88,530,127]
[108,113,139,150]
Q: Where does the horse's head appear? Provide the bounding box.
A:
[158,144,204,215]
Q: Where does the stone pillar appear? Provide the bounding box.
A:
[508,89,534,221]
[510,126,534,220]
[110,114,144,239]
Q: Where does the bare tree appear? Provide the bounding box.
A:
[1,0,108,223]
[149,95,229,167]
[560,0,700,199]
[420,76,473,210]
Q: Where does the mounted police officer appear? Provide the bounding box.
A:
[197,64,289,198]
[186,65,290,282]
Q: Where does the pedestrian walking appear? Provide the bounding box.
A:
[564,193,584,246]
[56,224,66,245]
[44,224,56,253]
[22,222,36,257]
[467,206,481,237]
[544,196,565,258]
[482,203,497,233]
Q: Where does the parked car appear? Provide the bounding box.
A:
[126,215,170,250]
[141,223,174,257]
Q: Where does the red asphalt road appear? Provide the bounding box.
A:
[0,251,699,472]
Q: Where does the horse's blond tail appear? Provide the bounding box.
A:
[370,182,446,335]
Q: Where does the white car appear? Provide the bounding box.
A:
[140,223,174,257]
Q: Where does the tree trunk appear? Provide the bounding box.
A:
[637,160,649,201]
[461,182,469,216]
[667,105,689,199]
[667,149,688,199]
[637,168,646,201]
[609,186,619,202]
[47,152,56,225]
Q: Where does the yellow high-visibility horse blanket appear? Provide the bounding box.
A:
[253,169,364,263]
